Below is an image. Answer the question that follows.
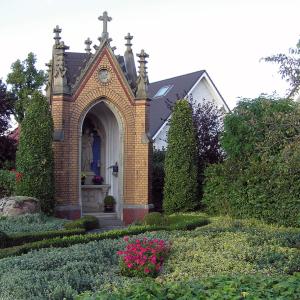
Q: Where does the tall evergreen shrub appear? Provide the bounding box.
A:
[163,99,198,214]
[203,97,300,227]
[15,91,54,213]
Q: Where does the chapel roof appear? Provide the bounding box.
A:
[64,52,205,137]
[148,70,205,137]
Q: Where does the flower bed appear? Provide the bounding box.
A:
[117,237,171,277]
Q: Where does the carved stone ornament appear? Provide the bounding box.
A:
[96,66,112,85]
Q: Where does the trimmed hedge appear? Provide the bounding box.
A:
[1,228,86,248]
[77,274,300,300]
[64,215,99,231]
[0,217,209,259]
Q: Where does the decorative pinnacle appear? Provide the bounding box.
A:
[84,38,92,53]
[125,33,133,48]
[53,25,62,45]
[98,11,112,39]
[137,49,149,68]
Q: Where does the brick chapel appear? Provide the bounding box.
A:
[46,11,228,225]
[46,12,152,225]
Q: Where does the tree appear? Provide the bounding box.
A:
[163,99,198,214]
[0,80,16,168]
[262,39,300,98]
[191,99,225,203]
[6,52,46,123]
[15,91,54,213]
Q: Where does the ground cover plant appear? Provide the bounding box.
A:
[0,216,299,299]
[0,213,68,234]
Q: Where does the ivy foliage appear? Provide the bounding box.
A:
[163,99,198,214]
[203,97,300,227]
[15,92,54,213]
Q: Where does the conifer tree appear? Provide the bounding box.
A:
[15,91,54,213]
[163,99,198,213]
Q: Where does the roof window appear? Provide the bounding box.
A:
[153,85,173,98]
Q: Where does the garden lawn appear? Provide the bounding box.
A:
[0,213,68,234]
[0,216,299,299]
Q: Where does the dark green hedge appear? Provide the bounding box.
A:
[163,100,198,214]
[0,218,209,259]
[203,98,300,227]
[64,215,99,231]
[76,274,300,300]
[1,228,85,249]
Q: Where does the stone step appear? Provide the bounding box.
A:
[83,212,124,228]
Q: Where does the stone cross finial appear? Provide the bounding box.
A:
[53,25,62,45]
[98,11,112,39]
[136,49,149,99]
[84,38,92,53]
[125,33,133,48]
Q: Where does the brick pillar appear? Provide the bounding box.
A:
[123,100,152,224]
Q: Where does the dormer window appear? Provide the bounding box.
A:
[153,85,173,98]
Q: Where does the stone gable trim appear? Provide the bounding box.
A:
[73,47,135,106]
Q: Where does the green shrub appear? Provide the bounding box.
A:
[0,231,9,248]
[64,215,99,231]
[103,195,115,205]
[163,99,198,214]
[143,212,168,226]
[0,213,67,234]
[15,91,54,213]
[0,169,15,197]
[2,228,85,249]
[77,274,300,300]
[203,98,300,227]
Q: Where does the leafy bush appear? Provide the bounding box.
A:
[203,98,300,227]
[77,273,300,300]
[15,91,54,213]
[103,195,115,205]
[117,237,170,278]
[143,212,168,226]
[0,213,67,234]
[0,169,15,197]
[64,215,99,231]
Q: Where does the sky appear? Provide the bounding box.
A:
[0,0,299,108]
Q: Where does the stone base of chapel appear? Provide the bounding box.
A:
[54,205,81,220]
[123,204,153,225]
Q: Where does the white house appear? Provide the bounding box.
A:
[148,70,229,149]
